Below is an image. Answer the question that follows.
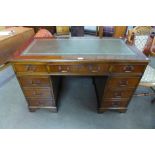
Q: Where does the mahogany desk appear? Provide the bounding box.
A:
[10,38,149,113]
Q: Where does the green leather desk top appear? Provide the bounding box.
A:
[22,38,136,56]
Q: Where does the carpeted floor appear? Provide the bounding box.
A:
[0,74,155,129]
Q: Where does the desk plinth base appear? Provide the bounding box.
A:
[28,106,57,112]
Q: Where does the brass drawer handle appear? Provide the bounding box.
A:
[119,80,128,87]
[33,91,42,96]
[61,70,68,73]
[58,66,69,73]
[91,70,99,73]
[89,65,100,73]
[112,101,120,107]
[114,92,122,98]
[123,65,134,72]
[26,65,36,72]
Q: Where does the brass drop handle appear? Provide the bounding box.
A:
[26,65,36,72]
[91,70,99,73]
[112,101,120,107]
[58,66,69,73]
[114,92,122,98]
[33,91,42,96]
[89,65,100,73]
[119,80,128,87]
[123,65,134,72]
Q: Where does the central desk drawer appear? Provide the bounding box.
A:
[14,64,47,73]
[48,63,109,74]
[18,76,50,87]
[107,77,141,88]
[23,88,53,98]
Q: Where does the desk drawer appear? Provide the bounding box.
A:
[104,89,134,99]
[27,98,55,106]
[18,76,50,87]
[101,99,128,108]
[14,64,47,73]
[110,64,146,74]
[23,88,53,98]
[107,77,140,88]
[48,63,109,74]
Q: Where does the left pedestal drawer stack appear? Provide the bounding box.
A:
[18,75,59,112]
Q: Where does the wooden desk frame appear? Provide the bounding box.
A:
[10,38,149,113]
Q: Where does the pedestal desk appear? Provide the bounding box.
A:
[10,38,149,113]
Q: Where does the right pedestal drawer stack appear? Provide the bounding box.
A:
[97,63,147,113]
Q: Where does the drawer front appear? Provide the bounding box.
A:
[23,88,53,98]
[101,99,128,108]
[107,77,140,88]
[27,98,55,106]
[48,63,109,74]
[18,76,50,87]
[104,89,134,99]
[110,64,146,73]
[14,64,47,73]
